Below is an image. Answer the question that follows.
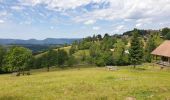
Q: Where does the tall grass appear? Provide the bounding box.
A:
[0,65,170,100]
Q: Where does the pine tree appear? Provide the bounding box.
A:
[129,29,143,68]
[145,35,156,62]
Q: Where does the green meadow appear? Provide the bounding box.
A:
[0,64,170,100]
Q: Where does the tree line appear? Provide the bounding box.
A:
[69,28,165,67]
[0,46,72,75]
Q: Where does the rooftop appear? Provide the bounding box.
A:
[151,40,170,57]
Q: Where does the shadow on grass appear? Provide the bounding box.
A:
[126,65,148,71]
[0,95,23,100]
[130,90,157,100]
[135,67,147,71]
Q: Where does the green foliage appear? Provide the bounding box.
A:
[41,49,58,71]
[57,49,68,67]
[78,41,92,50]
[0,46,6,73]
[25,56,35,70]
[161,27,170,36]
[80,51,86,61]
[145,33,163,62]
[113,40,129,65]
[89,42,114,66]
[69,45,77,55]
[34,49,68,70]
[145,35,156,62]
[129,29,144,68]
[122,37,128,45]
[0,46,6,67]
[3,46,32,72]
[96,34,102,41]
[86,56,95,64]
[89,43,101,58]
[95,57,105,66]
[67,56,76,67]
[101,36,116,50]
[100,51,114,66]
[153,32,163,46]
[166,32,170,40]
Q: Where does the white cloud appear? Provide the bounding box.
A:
[11,6,24,11]
[136,23,142,27]
[20,0,104,10]
[84,20,96,25]
[116,25,124,30]
[0,11,7,17]
[71,0,170,28]
[18,0,170,24]
[1,0,170,33]
[0,20,4,23]
[93,26,100,30]
[115,25,127,33]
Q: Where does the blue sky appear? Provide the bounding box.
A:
[0,0,170,39]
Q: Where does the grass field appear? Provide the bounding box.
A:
[0,65,170,100]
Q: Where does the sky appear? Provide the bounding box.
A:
[0,0,170,39]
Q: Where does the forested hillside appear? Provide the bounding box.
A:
[0,28,170,74]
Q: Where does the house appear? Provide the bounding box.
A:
[151,40,170,66]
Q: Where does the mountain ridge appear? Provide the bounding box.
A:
[0,38,81,45]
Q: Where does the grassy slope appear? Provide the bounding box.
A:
[73,50,89,58]
[35,46,71,58]
[0,65,170,100]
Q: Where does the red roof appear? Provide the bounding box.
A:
[151,40,170,57]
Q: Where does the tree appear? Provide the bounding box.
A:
[113,40,128,65]
[89,43,100,58]
[101,51,114,66]
[42,49,58,71]
[0,46,6,66]
[67,56,76,67]
[145,35,156,62]
[78,41,91,50]
[129,29,144,68]
[161,27,170,36]
[69,45,77,55]
[166,32,170,40]
[103,33,110,39]
[96,34,102,41]
[4,46,32,75]
[80,51,86,61]
[57,49,68,67]
[101,37,116,50]
[0,46,6,73]
[95,57,105,67]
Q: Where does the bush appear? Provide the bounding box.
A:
[95,57,105,67]
[67,56,76,67]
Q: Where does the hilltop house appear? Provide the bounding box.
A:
[151,40,170,67]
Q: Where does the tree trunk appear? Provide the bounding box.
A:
[133,64,136,69]
[47,66,49,72]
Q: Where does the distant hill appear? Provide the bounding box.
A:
[0,38,81,45]
[123,29,160,36]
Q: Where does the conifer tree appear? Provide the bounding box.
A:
[129,29,143,68]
